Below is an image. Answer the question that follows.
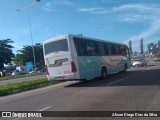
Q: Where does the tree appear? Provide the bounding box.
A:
[13,52,25,66]
[155,51,160,58]
[0,39,14,70]
[14,43,44,68]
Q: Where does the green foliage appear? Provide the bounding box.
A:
[0,39,14,69]
[14,43,44,67]
[0,79,60,96]
[0,72,46,81]
[155,52,160,58]
[13,53,25,66]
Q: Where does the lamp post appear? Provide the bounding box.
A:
[17,0,40,72]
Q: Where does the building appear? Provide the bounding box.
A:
[140,38,143,54]
[128,40,132,54]
[148,40,160,54]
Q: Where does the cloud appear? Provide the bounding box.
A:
[42,2,53,12]
[100,0,119,3]
[128,19,160,41]
[55,0,73,5]
[115,4,160,42]
[77,3,160,43]
[77,4,160,22]
[78,7,108,14]
[42,0,74,12]
[112,4,160,22]
[112,4,149,12]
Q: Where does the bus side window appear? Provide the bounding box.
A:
[73,38,79,55]
[120,46,125,56]
[125,46,130,58]
[73,38,87,56]
[97,42,105,55]
[86,41,90,55]
[78,40,88,56]
[88,41,98,55]
[113,45,120,55]
[105,44,109,55]
[108,44,113,55]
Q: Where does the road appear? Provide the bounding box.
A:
[0,61,160,120]
[0,74,47,85]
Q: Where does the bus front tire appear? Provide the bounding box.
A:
[101,67,107,80]
[123,64,127,72]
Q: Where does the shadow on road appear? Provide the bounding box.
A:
[65,68,160,87]
[146,64,156,67]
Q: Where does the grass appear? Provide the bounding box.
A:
[0,78,61,96]
[0,72,46,81]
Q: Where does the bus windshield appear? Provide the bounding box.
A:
[44,39,68,55]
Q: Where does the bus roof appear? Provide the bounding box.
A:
[44,34,127,46]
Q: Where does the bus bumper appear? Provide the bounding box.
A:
[47,74,78,80]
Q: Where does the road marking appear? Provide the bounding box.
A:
[153,66,158,67]
[106,77,129,86]
[0,81,76,101]
[9,106,52,120]
[13,118,21,120]
[38,106,52,111]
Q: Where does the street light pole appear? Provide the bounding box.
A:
[27,8,37,72]
[17,0,40,72]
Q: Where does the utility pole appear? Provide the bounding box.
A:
[17,0,40,72]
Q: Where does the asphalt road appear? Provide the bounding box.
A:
[0,61,160,120]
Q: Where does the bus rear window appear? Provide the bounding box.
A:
[44,39,68,55]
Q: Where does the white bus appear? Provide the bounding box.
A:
[43,34,131,80]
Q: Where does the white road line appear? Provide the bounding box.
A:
[153,66,158,67]
[38,106,52,111]
[106,77,129,86]
[13,118,21,120]
[0,81,76,101]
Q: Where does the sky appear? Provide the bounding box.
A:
[1,0,160,54]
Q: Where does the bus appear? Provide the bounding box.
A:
[43,34,131,80]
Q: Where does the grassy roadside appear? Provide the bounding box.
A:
[0,78,61,96]
[0,72,46,81]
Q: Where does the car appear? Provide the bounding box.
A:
[3,70,12,76]
[29,68,39,73]
[38,68,46,73]
[132,59,147,67]
[29,69,36,73]
[12,70,22,75]
[154,57,160,62]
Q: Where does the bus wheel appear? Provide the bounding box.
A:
[123,64,127,72]
[101,67,107,80]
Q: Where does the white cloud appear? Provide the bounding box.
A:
[128,19,160,41]
[78,7,108,14]
[42,2,53,12]
[42,1,74,12]
[77,3,160,43]
[112,4,151,12]
[55,0,73,5]
[115,4,160,43]
[100,0,122,4]
[112,4,160,22]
